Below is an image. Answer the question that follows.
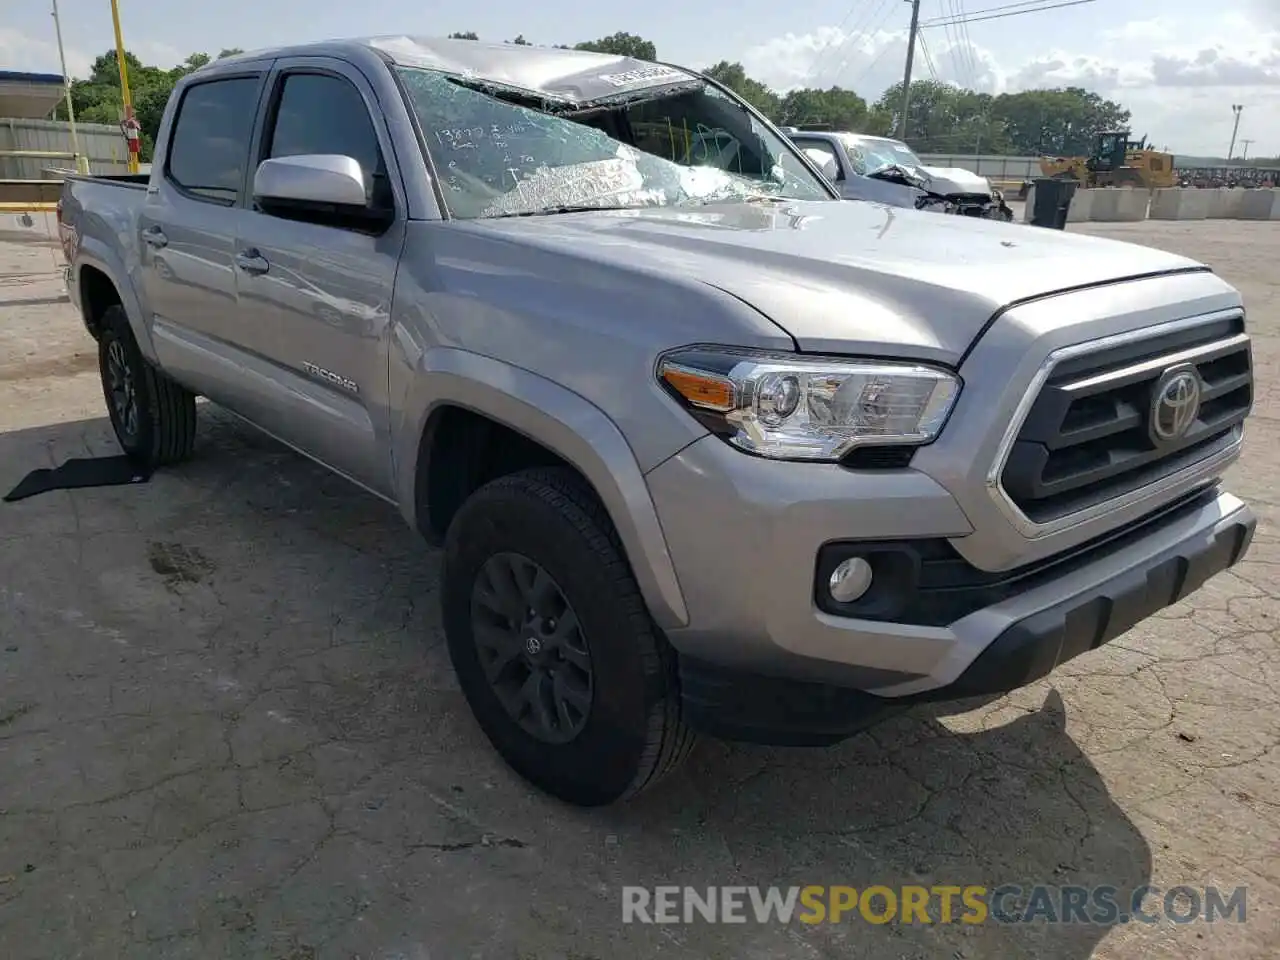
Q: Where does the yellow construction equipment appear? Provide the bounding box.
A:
[1038,131,1176,189]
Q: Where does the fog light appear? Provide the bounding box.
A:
[828,556,873,603]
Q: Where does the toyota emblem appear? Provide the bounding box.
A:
[1149,365,1202,445]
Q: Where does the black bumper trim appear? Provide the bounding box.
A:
[927,510,1253,701]
[679,509,1256,746]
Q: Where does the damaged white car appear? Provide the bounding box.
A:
[787,129,1013,221]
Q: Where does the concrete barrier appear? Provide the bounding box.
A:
[1148,188,1211,220]
[1088,187,1150,222]
[1066,189,1095,222]
[1207,188,1247,219]
[1007,184,1275,225]
[1237,188,1280,220]
[1085,189,1119,221]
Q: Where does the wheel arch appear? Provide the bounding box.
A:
[74,241,158,361]
[394,348,689,630]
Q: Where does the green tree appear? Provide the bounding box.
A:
[990,88,1130,155]
[778,87,868,131]
[217,47,244,59]
[86,49,142,85]
[574,32,657,61]
[870,80,1011,153]
[172,52,210,76]
[448,31,479,40]
[702,61,779,119]
[508,35,531,45]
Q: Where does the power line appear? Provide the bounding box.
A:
[942,0,965,84]
[921,0,1097,27]
[918,31,940,81]
[827,0,896,83]
[844,0,904,87]
[805,0,898,87]
[802,0,873,86]
[922,0,1077,21]
[937,0,962,85]
[954,0,980,86]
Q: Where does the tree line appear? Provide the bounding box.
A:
[52,32,1277,165]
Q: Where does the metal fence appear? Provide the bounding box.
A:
[1,118,134,179]
[917,154,1041,181]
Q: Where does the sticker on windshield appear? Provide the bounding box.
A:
[597,65,687,88]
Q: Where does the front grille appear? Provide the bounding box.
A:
[1000,315,1253,523]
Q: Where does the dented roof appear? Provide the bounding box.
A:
[213,35,700,106]
[366,36,698,104]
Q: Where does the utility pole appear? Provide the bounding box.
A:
[1240,139,1254,161]
[897,0,922,141]
[109,0,141,174]
[1227,104,1243,161]
[50,0,89,174]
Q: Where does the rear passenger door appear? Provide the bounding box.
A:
[139,70,267,404]
[232,58,406,497]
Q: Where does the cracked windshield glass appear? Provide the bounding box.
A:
[845,136,924,176]
[396,67,833,217]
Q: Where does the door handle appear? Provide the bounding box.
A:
[141,227,168,249]
[234,249,269,276]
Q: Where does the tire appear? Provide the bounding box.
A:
[442,467,696,806]
[98,304,197,466]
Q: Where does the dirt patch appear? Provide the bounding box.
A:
[148,541,216,588]
[0,352,97,383]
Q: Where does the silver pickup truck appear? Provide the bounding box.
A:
[59,36,1256,806]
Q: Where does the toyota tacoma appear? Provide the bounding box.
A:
[57,37,1256,806]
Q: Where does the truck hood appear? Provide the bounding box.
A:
[462,199,1205,364]
[919,165,992,197]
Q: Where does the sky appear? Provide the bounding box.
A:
[2,0,1277,158]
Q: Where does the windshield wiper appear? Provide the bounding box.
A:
[485,203,645,219]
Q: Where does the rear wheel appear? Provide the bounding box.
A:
[98,304,197,466]
[442,467,695,805]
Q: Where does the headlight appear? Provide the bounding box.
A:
[658,348,961,461]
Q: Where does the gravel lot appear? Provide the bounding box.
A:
[0,216,1276,959]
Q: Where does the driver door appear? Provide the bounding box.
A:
[231,58,406,497]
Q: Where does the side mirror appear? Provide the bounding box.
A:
[254,154,369,208]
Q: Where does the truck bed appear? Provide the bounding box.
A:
[64,172,149,189]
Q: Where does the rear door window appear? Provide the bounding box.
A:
[166,77,260,204]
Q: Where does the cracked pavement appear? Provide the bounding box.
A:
[0,217,1277,959]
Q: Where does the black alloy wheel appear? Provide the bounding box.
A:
[471,552,593,744]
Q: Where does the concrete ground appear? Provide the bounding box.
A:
[0,216,1277,960]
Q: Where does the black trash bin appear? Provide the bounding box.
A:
[1029,177,1079,229]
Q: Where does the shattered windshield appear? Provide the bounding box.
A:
[395,67,833,218]
[843,137,924,177]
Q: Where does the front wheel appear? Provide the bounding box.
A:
[442,467,695,806]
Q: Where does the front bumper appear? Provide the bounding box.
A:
[646,436,1254,744]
